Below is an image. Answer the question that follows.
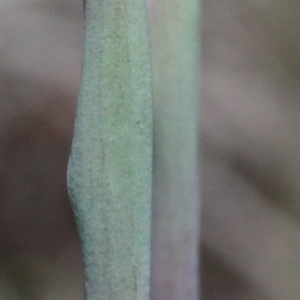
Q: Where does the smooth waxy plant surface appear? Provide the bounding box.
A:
[149,0,201,299]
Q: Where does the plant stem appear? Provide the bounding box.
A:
[149,0,201,299]
[67,1,152,299]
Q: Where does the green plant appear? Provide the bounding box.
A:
[68,0,200,299]
[67,0,152,299]
[149,0,201,299]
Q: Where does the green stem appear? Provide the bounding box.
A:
[149,0,201,299]
[67,1,152,299]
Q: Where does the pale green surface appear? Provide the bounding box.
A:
[67,0,152,299]
[149,0,201,299]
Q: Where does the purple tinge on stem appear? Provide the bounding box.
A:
[147,0,153,9]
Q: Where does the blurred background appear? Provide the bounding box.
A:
[0,0,300,299]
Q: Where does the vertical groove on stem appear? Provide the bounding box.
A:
[149,0,201,299]
[67,0,152,299]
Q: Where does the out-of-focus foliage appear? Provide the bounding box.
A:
[0,0,84,299]
[202,0,300,299]
[1,0,300,299]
